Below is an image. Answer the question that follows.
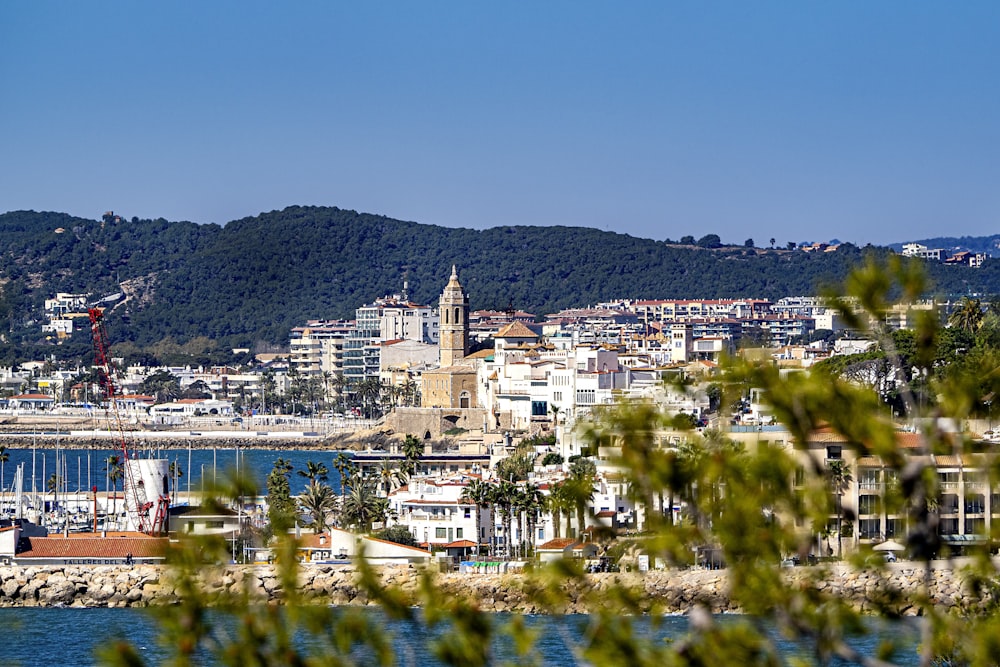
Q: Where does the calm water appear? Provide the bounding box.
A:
[0,607,923,666]
[0,446,345,498]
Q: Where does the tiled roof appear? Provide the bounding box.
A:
[934,455,963,466]
[495,321,539,339]
[538,538,577,550]
[443,540,477,548]
[18,534,167,559]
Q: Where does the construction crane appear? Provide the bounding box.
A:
[88,299,168,535]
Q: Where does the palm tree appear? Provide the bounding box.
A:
[377,458,406,496]
[320,371,333,408]
[949,296,984,334]
[341,475,390,532]
[331,452,355,511]
[490,480,517,559]
[567,459,597,538]
[401,434,423,476]
[260,370,277,414]
[545,483,569,540]
[297,460,329,484]
[357,378,384,419]
[399,377,418,407]
[106,455,123,523]
[330,373,348,411]
[299,481,338,533]
[518,482,545,558]
[460,478,492,557]
[827,459,853,558]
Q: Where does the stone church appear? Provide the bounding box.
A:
[421,266,478,410]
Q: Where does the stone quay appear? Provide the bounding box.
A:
[0,562,990,615]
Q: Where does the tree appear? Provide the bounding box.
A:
[259,370,277,414]
[567,458,597,538]
[299,480,337,533]
[341,475,389,532]
[517,482,545,558]
[460,478,492,557]
[265,458,295,533]
[949,296,984,334]
[679,235,695,245]
[827,458,853,558]
[331,452,355,511]
[744,238,754,248]
[180,380,212,400]
[373,524,417,547]
[786,241,796,250]
[401,434,423,476]
[769,237,776,248]
[297,460,329,484]
[696,234,722,248]
[105,455,123,524]
[489,480,517,558]
[138,370,181,403]
[376,458,406,496]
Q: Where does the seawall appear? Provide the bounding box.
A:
[0,562,988,614]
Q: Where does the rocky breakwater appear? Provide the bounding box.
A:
[0,565,164,607]
[0,562,993,613]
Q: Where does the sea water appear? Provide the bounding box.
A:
[0,607,923,666]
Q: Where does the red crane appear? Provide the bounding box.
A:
[89,305,168,535]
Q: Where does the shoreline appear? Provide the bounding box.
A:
[0,561,989,614]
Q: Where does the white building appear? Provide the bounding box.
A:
[389,475,492,549]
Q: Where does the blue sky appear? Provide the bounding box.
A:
[2,2,998,246]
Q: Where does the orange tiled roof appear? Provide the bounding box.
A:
[18,534,167,559]
[538,538,577,550]
[495,321,539,339]
[443,540,477,549]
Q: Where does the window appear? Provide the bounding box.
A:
[966,494,986,514]
[456,528,463,539]
[435,528,446,539]
[939,518,959,536]
[965,517,986,536]
[941,494,959,513]
[826,446,842,460]
[206,520,224,529]
[464,507,471,518]
[858,496,880,516]
[858,469,880,490]
[859,519,880,539]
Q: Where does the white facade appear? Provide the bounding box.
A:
[389,477,492,549]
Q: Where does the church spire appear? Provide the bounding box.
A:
[439,265,469,367]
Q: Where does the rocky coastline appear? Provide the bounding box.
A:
[0,562,988,614]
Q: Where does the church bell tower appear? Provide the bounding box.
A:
[439,265,469,367]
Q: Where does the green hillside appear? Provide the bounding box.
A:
[0,207,996,365]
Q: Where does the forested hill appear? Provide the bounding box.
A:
[0,207,998,360]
